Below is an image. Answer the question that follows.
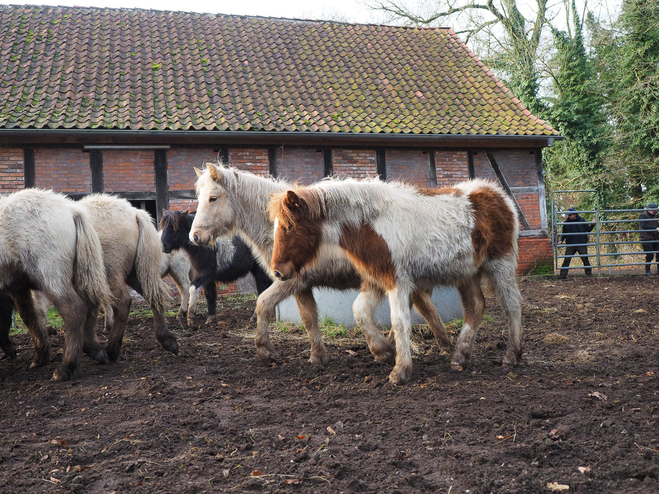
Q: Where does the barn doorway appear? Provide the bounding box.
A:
[129,199,157,224]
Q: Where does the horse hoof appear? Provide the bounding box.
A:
[388,366,412,385]
[373,346,396,367]
[52,365,73,381]
[502,351,521,367]
[93,349,109,365]
[256,346,279,365]
[438,344,452,356]
[31,352,50,368]
[106,345,121,363]
[160,338,179,356]
[1,344,17,360]
[309,350,329,366]
[205,315,218,325]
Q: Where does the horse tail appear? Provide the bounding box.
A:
[134,210,170,313]
[72,211,113,308]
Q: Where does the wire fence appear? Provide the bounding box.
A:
[551,190,659,276]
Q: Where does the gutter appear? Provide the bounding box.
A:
[0,129,562,149]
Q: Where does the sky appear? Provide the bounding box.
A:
[0,0,380,23]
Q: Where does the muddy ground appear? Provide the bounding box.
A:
[0,275,658,493]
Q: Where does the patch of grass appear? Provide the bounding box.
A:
[221,293,258,304]
[529,263,555,276]
[129,306,154,319]
[12,306,63,336]
[319,315,348,338]
[271,320,299,334]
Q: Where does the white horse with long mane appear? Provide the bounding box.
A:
[79,194,178,360]
[269,177,523,384]
[189,163,452,368]
[0,189,112,380]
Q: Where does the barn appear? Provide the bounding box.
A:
[0,5,558,277]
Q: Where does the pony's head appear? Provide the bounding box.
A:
[160,209,194,253]
[268,188,324,280]
[190,163,236,246]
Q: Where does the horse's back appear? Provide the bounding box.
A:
[0,189,79,290]
[79,194,142,276]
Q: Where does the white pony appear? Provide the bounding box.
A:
[189,163,452,368]
[269,177,523,385]
[0,189,112,380]
[79,194,178,361]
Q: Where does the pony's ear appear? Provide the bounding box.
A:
[285,190,302,211]
[207,163,225,185]
[194,167,203,177]
[184,208,190,215]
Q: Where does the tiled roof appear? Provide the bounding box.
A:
[0,5,558,136]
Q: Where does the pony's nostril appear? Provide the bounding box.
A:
[274,270,282,279]
[193,233,200,244]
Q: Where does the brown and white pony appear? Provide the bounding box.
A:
[0,189,112,380]
[189,163,451,367]
[269,177,523,385]
[79,194,178,361]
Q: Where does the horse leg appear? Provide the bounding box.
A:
[451,276,486,371]
[254,280,300,364]
[50,288,88,381]
[294,288,328,366]
[352,283,395,366]
[167,263,190,319]
[250,266,273,322]
[187,284,202,327]
[81,302,108,364]
[126,278,179,356]
[0,293,16,359]
[11,290,50,368]
[153,307,179,355]
[204,281,218,325]
[487,258,523,367]
[411,288,451,356]
[387,283,414,385]
[105,286,132,362]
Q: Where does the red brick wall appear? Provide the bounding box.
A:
[229,148,269,176]
[517,236,553,274]
[473,149,538,187]
[435,150,469,185]
[333,149,377,177]
[168,148,218,191]
[276,148,324,185]
[0,148,24,192]
[34,148,92,192]
[387,149,429,186]
[103,150,154,192]
[516,192,543,230]
[0,144,551,277]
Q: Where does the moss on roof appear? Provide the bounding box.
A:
[0,5,558,136]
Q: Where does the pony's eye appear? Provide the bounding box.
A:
[209,196,218,203]
[286,224,294,232]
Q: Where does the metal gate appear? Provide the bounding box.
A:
[550,190,658,275]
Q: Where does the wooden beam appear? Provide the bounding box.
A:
[427,150,437,187]
[23,148,35,188]
[484,151,531,230]
[154,149,169,223]
[90,149,104,192]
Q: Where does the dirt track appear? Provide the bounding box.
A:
[1,275,658,493]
